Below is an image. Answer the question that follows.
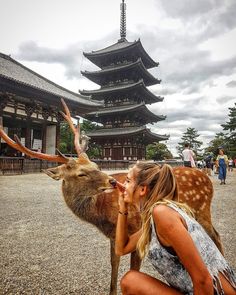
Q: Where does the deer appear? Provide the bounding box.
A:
[0,99,223,295]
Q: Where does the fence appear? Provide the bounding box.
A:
[0,157,57,175]
[0,157,184,175]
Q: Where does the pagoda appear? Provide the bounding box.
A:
[80,0,168,160]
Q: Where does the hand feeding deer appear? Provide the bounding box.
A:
[0,99,223,295]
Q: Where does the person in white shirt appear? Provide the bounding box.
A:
[182,143,196,167]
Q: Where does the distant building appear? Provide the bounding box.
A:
[0,53,102,156]
[80,0,168,160]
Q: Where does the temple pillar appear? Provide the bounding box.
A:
[46,125,56,154]
[42,108,50,153]
[25,104,36,149]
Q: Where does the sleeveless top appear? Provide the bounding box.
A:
[148,204,236,295]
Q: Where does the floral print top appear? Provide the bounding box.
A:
[148,203,236,295]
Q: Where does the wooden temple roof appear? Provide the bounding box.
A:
[85,102,166,123]
[87,125,168,142]
[83,39,158,69]
[81,58,160,87]
[0,53,102,114]
[80,79,163,104]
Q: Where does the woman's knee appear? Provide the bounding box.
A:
[120,270,140,294]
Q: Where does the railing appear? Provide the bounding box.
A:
[0,157,57,175]
[0,157,184,175]
[93,159,131,170]
[0,157,24,175]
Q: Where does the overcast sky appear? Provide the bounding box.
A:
[1,0,236,156]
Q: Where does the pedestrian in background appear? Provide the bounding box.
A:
[182,143,196,168]
[216,148,228,185]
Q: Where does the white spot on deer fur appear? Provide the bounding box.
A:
[185,170,190,175]
[205,195,208,200]
[193,197,196,201]
[198,177,203,182]
[196,181,200,185]
[182,176,187,182]
[200,202,206,211]
[196,194,200,200]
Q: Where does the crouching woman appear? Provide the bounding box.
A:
[115,162,236,295]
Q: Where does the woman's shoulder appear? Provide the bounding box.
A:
[152,204,182,228]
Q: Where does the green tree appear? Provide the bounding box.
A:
[204,132,226,158]
[221,102,236,158]
[146,142,173,160]
[176,127,203,157]
[59,119,102,157]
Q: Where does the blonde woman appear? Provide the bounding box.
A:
[115,162,236,295]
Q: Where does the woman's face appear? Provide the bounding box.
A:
[123,166,141,204]
[219,149,224,155]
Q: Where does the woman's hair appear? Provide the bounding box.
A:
[133,162,193,259]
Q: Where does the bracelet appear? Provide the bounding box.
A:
[119,211,128,215]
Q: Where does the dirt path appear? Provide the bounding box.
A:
[0,169,235,294]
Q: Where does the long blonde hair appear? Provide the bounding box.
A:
[133,162,193,259]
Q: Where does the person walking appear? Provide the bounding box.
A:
[182,143,196,167]
[216,148,229,185]
[115,162,236,294]
[228,158,233,172]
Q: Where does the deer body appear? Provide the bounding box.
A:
[0,99,223,295]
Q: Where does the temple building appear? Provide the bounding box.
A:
[0,53,102,156]
[80,0,168,160]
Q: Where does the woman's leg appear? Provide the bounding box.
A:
[120,270,183,295]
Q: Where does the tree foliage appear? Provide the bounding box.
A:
[176,127,203,157]
[59,119,102,158]
[146,142,173,160]
[221,102,236,158]
[204,132,226,158]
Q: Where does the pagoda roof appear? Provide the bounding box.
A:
[80,79,163,104]
[85,102,166,123]
[83,39,158,69]
[0,52,102,114]
[87,125,168,142]
[81,58,160,87]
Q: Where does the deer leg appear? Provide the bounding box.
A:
[130,250,142,270]
[109,239,120,295]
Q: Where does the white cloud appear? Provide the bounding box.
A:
[1,0,236,157]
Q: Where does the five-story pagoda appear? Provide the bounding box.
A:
[80,0,168,160]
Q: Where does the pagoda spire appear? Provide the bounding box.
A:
[120,0,126,41]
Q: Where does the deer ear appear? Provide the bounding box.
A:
[77,153,91,165]
[43,167,62,181]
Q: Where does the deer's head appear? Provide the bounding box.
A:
[0,99,115,198]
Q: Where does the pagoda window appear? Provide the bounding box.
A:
[124,147,131,156]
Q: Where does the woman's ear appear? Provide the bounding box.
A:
[140,185,148,196]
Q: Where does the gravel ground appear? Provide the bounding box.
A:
[0,169,235,295]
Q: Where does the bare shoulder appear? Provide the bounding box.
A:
[152,204,181,229]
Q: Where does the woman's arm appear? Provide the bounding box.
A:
[115,193,141,256]
[153,205,214,295]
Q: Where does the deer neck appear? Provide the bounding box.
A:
[62,185,98,223]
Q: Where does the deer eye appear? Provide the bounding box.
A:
[77,173,87,177]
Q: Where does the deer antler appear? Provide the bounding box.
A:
[0,126,68,163]
[60,98,85,157]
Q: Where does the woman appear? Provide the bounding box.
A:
[216,149,229,184]
[115,162,236,295]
